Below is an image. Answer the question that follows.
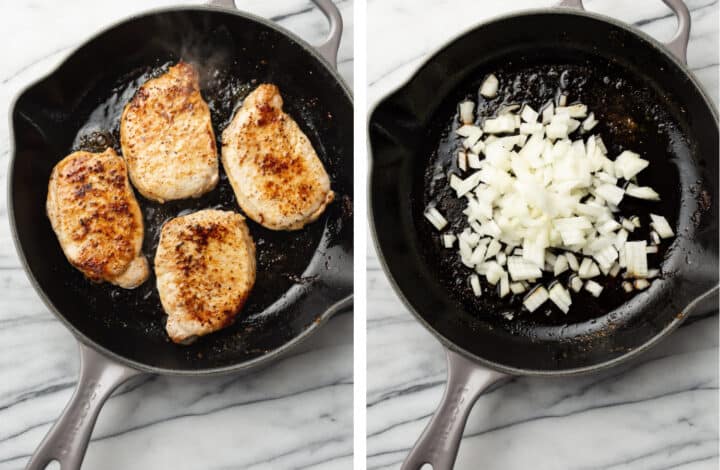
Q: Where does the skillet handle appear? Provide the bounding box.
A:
[206,0,343,70]
[25,343,141,470]
[556,0,691,64]
[401,348,507,470]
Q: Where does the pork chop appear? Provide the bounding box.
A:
[46,148,148,288]
[120,61,218,202]
[221,84,334,230]
[154,209,256,344]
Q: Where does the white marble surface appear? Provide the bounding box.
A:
[0,1,353,469]
[367,1,719,469]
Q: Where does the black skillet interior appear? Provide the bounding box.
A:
[10,8,353,372]
[370,11,717,372]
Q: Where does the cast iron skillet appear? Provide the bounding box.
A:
[8,1,352,468]
[369,1,717,468]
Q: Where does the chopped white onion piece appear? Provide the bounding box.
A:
[507,256,542,281]
[483,114,516,134]
[459,101,475,125]
[556,103,588,118]
[584,280,604,297]
[625,184,660,201]
[558,94,568,107]
[486,238,502,260]
[467,152,482,169]
[470,274,482,296]
[598,219,621,234]
[625,241,648,278]
[554,254,569,276]
[650,214,674,238]
[549,282,572,313]
[520,122,544,135]
[510,282,527,294]
[480,74,499,98]
[578,258,601,279]
[621,218,636,232]
[595,184,624,206]
[646,245,658,254]
[614,229,629,249]
[614,151,649,180]
[569,274,583,293]
[484,262,505,285]
[634,279,650,291]
[425,207,448,230]
[566,252,579,271]
[443,233,456,248]
[456,124,482,137]
[594,245,618,271]
[523,285,549,312]
[521,104,539,123]
[470,242,488,265]
[650,231,661,245]
[582,112,598,131]
[622,281,634,293]
[546,122,569,140]
[496,252,507,266]
[458,151,467,172]
[499,273,510,298]
[609,262,621,277]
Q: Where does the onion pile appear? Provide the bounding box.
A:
[424,76,675,314]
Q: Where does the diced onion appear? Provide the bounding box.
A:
[634,279,650,291]
[566,252,579,271]
[614,151,649,180]
[523,285,549,312]
[499,273,510,298]
[442,84,674,316]
[626,184,660,201]
[480,74,499,98]
[507,256,542,281]
[649,214,674,238]
[425,207,448,230]
[622,281,634,293]
[443,233,456,248]
[568,274,583,293]
[584,280,604,297]
[549,282,572,313]
[521,104,539,123]
[553,254,569,276]
[459,101,475,125]
[625,241,648,278]
[470,274,482,296]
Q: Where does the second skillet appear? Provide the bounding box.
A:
[9,1,353,468]
[369,1,718,468]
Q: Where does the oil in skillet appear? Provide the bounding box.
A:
[416,60,682,327]
[68,60,325,342]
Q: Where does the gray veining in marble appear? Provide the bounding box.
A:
[367,1,719,469]
[0,1,353,469]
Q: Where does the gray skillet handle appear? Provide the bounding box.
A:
[557,0,691,64]
[26,343,141,470]
[401,349,507,470]
[207,0,343,69]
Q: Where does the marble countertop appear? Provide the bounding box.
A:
[0,1,353,469]
[367,1,718,469]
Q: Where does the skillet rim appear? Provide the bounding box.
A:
[367,6,719,377]
[7,4,354,376]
